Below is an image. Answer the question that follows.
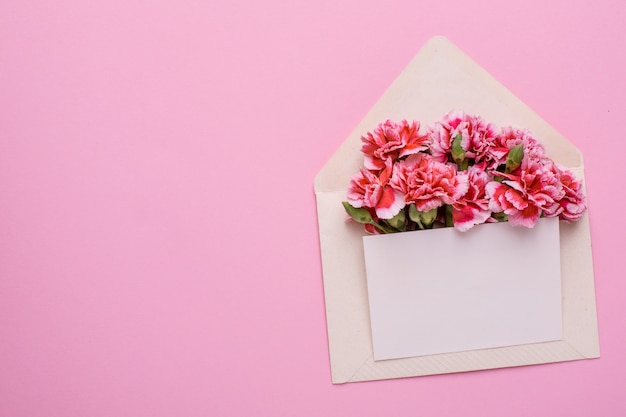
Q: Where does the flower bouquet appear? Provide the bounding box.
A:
[342,111,586,233]
[341,111,589,361]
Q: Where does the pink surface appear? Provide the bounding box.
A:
[1,0,624,415]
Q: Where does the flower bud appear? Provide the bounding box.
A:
[492,212,508,222]
[387,209,406,231]
[408,204,437,229]
[408,203,421,223]
[420,207,438,226]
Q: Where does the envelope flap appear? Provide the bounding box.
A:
[314,36,582,194]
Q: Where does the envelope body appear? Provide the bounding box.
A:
[314,36,599,384]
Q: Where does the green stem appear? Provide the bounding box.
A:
[370,221,396,234]
[445,205,454,227]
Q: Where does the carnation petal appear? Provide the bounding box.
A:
[508,205,540,228]
[452,206,492,232]
[414,198,443,212]
[486,182,505,211]
[453,173,470,200]
[503,179,524,193]
[375,189,405,219]
[364,155,385,171]
[505,188,528,210]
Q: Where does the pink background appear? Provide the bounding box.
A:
[1,0,624,415]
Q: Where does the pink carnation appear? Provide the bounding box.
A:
[451,164,493,232]
[390,153,469,212]
[428,111,500,165]
[497,127,546,168]
[486,158,565,227]
[428,111,467,162]
[460,115,500,163]
[360,120,429,171]
[346,163,405,220]
[543,165,586,222]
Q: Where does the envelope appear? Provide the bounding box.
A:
[314,36,600,384]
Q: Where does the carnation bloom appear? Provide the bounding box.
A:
[428,110,467,162]
[557,170,586,221]
[390,153,468,212]
[428,111,500,164]
[542,164,587,221]
[346,163,405,219]
[361,120,429,170]
[486,157,565,227]
[451,164,492,232]
[495,127,546,169]
[460,115,500,163]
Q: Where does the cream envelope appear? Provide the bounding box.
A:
[314,36,600,384]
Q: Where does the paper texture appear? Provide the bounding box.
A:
[314,36,599,384]
[364,218,563,361]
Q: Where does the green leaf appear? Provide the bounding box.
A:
[505,144,524,173]
[372,222,396,234]
[342,202,397,233]
[342,202,373,224]
[451,134,466,165]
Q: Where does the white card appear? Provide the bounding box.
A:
[363,217,563,361]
